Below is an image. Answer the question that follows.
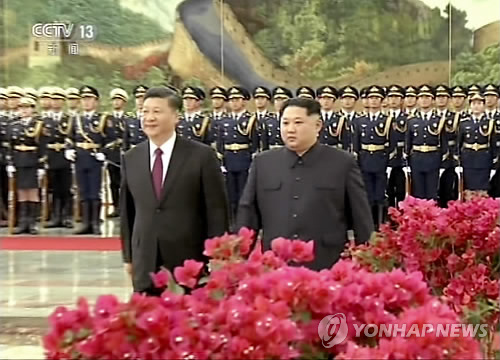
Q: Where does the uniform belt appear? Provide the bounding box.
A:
[397,141,405,147]
[225,143,249,151]
[76,142,100,150]
[14,144,37,151]
[413,145,439,152]
[47,143,66,151]
[361,144,385,152]
[1,141,8,148]
[464,143,489,151]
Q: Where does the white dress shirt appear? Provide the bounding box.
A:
[149,132,176,185]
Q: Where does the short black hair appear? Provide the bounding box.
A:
[144,87,182,111]
[280,97,321,117]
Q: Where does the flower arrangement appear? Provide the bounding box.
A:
[44,228,482,359]
[349,196,500,358]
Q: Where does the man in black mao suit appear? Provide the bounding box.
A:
[120,87,230,294]
[237,98,374,271]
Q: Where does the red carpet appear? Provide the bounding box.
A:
[0,236,121,251]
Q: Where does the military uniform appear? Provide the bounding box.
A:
[217,86,258,217]
[66,86,111,235]
[457,93,495,191]
[207,87,228,159]
[404,86,419,117]
[42,87,73,228]
[7,97,46,234]
[123,85,148,151]
[0,88,11,221]
[385,85,408,208]
[338,85,361,151]
[433,85,459,207]
[177,87,211,144]
[318,86,350,151]
[405,85,448,200]
[485,85,500,197]
[260,87,291,151]
[352,86,394,227]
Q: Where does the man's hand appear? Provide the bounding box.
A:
[95,152,106,162]
[124,263,133,278]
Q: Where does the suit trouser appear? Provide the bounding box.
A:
[226,170,248,211]
[387,167,406,208]
[76,164,102,201]
[361,171,386,206]
[107,164,121,207]
[464,168,489,191]
[0,165,7,217]
[411,169,439,200]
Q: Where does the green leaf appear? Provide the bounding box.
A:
[211,290,225,301]
[198,276,210,285]
[167,275,185,296]
[75,328,91,340]
[62,330,74,345]
[292,311,312,324]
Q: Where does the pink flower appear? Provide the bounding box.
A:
[271,237,293,261]
[150,268,170,288]
[174,260,204,289]
[290,240,314,263]
[94,295,120,318]
[238,227,255,256]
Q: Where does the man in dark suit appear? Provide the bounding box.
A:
[120,87,230,295]
[237,98,374,271]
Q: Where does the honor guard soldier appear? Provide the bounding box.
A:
[42,87,73,228]
[352,85,394,228]
[434,84,459,206]
[405,85,448,200]
[133,85,148,121]
[385,85,408,208]
[24,88,39,103]
[451,85,468,117]
[217,86,258,218]
[338,85,360,152]
[122,85,148,151]
[6,97,46,234]
[457,92,496,193]
[253,86,272,151]
[65,86,110,235]
[359,87,370,115]
[0,88,9,223]
[104,88,128,217]
[404,86,419,116]
[7,86,23,120]
[484,84,500,197]
[207,86,227,157]
[260,87,291,151]
[296,86,315,100]
[177,86,211,144]
[66,88,81,117]
[253,86,272,122]
[38,87,53,119]
[317,86,350,151]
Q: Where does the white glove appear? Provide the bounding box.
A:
[64,149,76,162]
[220,166,227,174]
[456,166,463,173]
[37,168,46,180]
[490,170,497,180]
[403,166,411,175]
[95,152,106,162]
[386,167,392,179]
[6,165,16,177]
[439,168,445,177]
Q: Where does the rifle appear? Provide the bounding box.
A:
[455,166,464,201]
[72,164,81,222]
[8,174,15,235]
[103,161,109,219]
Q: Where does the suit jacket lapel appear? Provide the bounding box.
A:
[159,137,191,204]
[139,141,157,203]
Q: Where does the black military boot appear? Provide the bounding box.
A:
[14,202,29,234]
[74,201,92,235]
[62,197,73,228]
[45,198,62,228]
[91,200,102,235]
[28,201,39,235]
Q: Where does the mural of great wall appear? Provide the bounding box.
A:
[1,0,499,89]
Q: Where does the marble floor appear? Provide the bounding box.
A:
[0,249,132,359]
